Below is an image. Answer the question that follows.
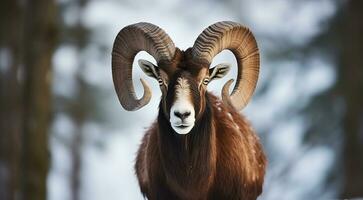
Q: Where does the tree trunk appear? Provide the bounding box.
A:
[21,0,57,199]
[69,1,89,199]
[339,0,363,198]
[0,1,24,199]
[0,0,57,199]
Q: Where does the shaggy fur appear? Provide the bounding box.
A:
[135,93,267,200]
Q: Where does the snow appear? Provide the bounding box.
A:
[52,45,78,98]
[81,129,145,200]
[244,0,336,45]
[48,114,75,200]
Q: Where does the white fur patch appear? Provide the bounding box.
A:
[170,78,195,134]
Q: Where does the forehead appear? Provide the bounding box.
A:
[170,67,209,83]
[168,72,193,100]
[178,57,208,78]
[167,72,195,96]
[175,77,190,93]
[170,70,193,83]
[159,49,209,80]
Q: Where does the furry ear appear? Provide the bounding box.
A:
[138,59,160,79]
[209,63,231,81]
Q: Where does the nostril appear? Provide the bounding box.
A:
[174,111,191,120]
[174,111,182,119]
[183,112,191,118]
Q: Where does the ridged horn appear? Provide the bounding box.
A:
[192,21,260,111]
[112,22,175,111]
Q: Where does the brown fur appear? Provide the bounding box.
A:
[135,93,267,200]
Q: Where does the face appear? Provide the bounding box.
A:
[138,59,230,134]
[167,72,199,134]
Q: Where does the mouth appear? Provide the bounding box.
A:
[175,124,189,129]
[171,123,194,134]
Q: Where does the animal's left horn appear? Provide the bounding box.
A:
[192,21,260,111]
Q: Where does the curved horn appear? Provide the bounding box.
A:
[112,22,175,111]
[192,21,260,111]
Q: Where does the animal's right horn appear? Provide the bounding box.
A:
[112,22,175,111]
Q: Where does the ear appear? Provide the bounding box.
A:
[209,63,231,81]
[138,59,160,80]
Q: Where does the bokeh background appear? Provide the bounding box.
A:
[1,0,363,199]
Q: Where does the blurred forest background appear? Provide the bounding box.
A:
[0,0,362,199]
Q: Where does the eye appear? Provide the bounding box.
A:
[158,78,163,86]
[158,78,168,90]
[202,78,209,85]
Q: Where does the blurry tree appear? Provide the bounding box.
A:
[0,0,57,199]
[55,0,104,199]
[267,0,363,198]
[336,0,363,197]
[67,0,89,199]
[233,0,363,198]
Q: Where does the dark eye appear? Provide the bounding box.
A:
[158,78,163,86]
[202,78,209,85]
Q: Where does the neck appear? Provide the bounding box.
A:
[157,96,216,194]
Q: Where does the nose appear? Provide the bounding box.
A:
[174,111,191,121]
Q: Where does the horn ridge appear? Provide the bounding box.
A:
[112,22,175,111]
[192,21,260,110]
